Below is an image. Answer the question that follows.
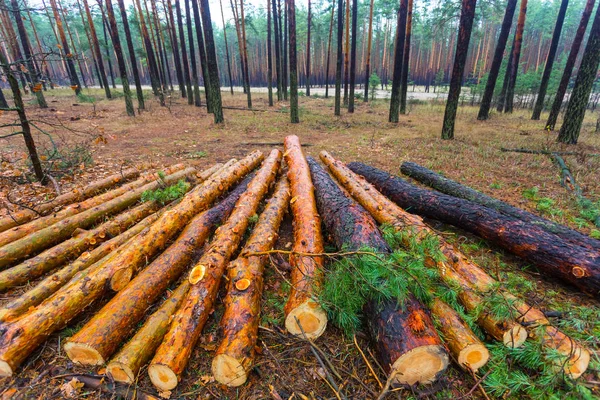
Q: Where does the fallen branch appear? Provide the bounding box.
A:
[500,147,600,157]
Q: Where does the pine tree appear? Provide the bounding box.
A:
[288,0,299,123]
[363,0,374,102]
[504,0,527,113]
[334,0,343,115]
[388,0,408,123]
[175,0,194,104]
[348,0,357,112]
[199,0,224,123]
[399,0,413,114]
[82,0,111,99]
[117,0,145,110]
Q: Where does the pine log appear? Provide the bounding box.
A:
[0,167,196,270]
[0,155,262,377]
[308,156,450,385]
[63,174,252,365]
[282,136,327,339]
[0,212,160,324]
[0,201,161,292]
[0,166,145,233]
[107,281,189,384]
[212,175,291,387]
[320,151,528,348]
[108,153,263,291]
[366,296,449,386]
[429,299,489,372]
[333,158,589,378]
[0,164,184,248]
[400,161,600,251]
[347,162,600,297]
[149,150,282,392]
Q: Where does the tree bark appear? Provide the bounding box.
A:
[305,0,311,96]
[504,0,527,113]
[220,0,234,95]
[165,0,186,98]
[558,4,600,144]
[212,175,290,387]
[199,0,224,123]
[334,0,343,115]
[49,0,82,94]
[400,161,600,251]
[267,0,273,105]
[363,0,374,102]
[531,0,569,120]
[325,3,335,99]
[134,0,165,105]
[347,162,600,297]
[64,174,250,365]
[190,0,212,110]
[175,0,193,105]
[184,0,201,106]
[477,0,517,120]
[546,0,595,130]
[347,0,357,112]
[272,0,282,100]
[288,0,299,123]
[441,0,477,138]
[118,0,145,110]
[399,0,413,114]
[388,0,407,123]
[82,0,111,99]
[148,150,281,391]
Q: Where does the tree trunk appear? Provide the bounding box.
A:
[240,0,252,107]
[282,0,288,100]
[288,0,299,123]
[325,3,334,99]
[0,164,184,248]
[346,162,600,297]
[104,0,135,116]
[388,0,407,123]
[220,0,234,95]
[441,0,477,139]
[558,4,600,144]
[282,136,327,338]
[0,212,159,324]
[531,0,569,120]
[496,37,514,112]
[199,0,224,123]
[64,175,251,366]
[546,0,595,130]
[399,0,413,114]
[134,0,165,104]
[107,281,189,383]
[267,0,273,105]
[272,0,282,100]
[305,0,311,96]
[100,7,116,89]
[0,168,194,269]
[363,0,374,101]
[184,0,201,106]
[190,0,212,110]
[400,161,600,251]
[82,0,111,99]
[0,87,8,108]
[212,175,290,387]
[117,0,144,110]
[477,0,517,120]
[49,0,82,94]
[175,0,194,105]
[165,0,186,98]
[334,0,343,115]
[343,0,350,105]
[0,167,141,233]
[148,150,281,391]
[504,0,527,113]
[347,0,357,112]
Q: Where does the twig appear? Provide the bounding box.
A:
[241,142,313,147]
[376,371,397,400]
[500,147,600,157]
[465,368,492,400]
[353,334,383,389]
[294,317,347,400]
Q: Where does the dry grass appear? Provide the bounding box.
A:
[0,89,599,399]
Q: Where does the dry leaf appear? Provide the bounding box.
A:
[158,390,171,399]
[60,378,84,398]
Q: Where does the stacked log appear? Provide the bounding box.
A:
[64,174,253,366]
[0,166,146,233]
[0,164,184,248]
[148,149,282,391]
[332,158,589,378]
[0,156,261,377]
[282,136,327,339]
[0,167,196,269]
[400,161,600,251]
[308,157,452,384]
[212,175,291,386]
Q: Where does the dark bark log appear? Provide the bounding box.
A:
[199,0,224,123]
[388,0,407,123]
[504,0,527,114]
[531,0,569,120]
[477,0,517,120]
[400,161,600,251]
[348,162,600,297]
[288,0,299,123]
[547,0,595,130]
[558,4,600,144]
[334,0,343,115]
[441,0,477,138]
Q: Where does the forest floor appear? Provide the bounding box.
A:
[1,88,599,399]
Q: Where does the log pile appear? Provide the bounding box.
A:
[0,139,595,398]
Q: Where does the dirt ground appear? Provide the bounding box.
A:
[0,88,599,399]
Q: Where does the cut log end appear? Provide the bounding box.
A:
[148,364,178,392]
[188,264,207,284]
[107,362,135,384]
[564,346,590,380]
[390,344,449,386]
[212,354,248,387]
[110,268,133,291]
[457,343,490,372]
[503,325,528,348]
[63,342,105,366]
[0,360,13,377]
[285,300,328,340]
